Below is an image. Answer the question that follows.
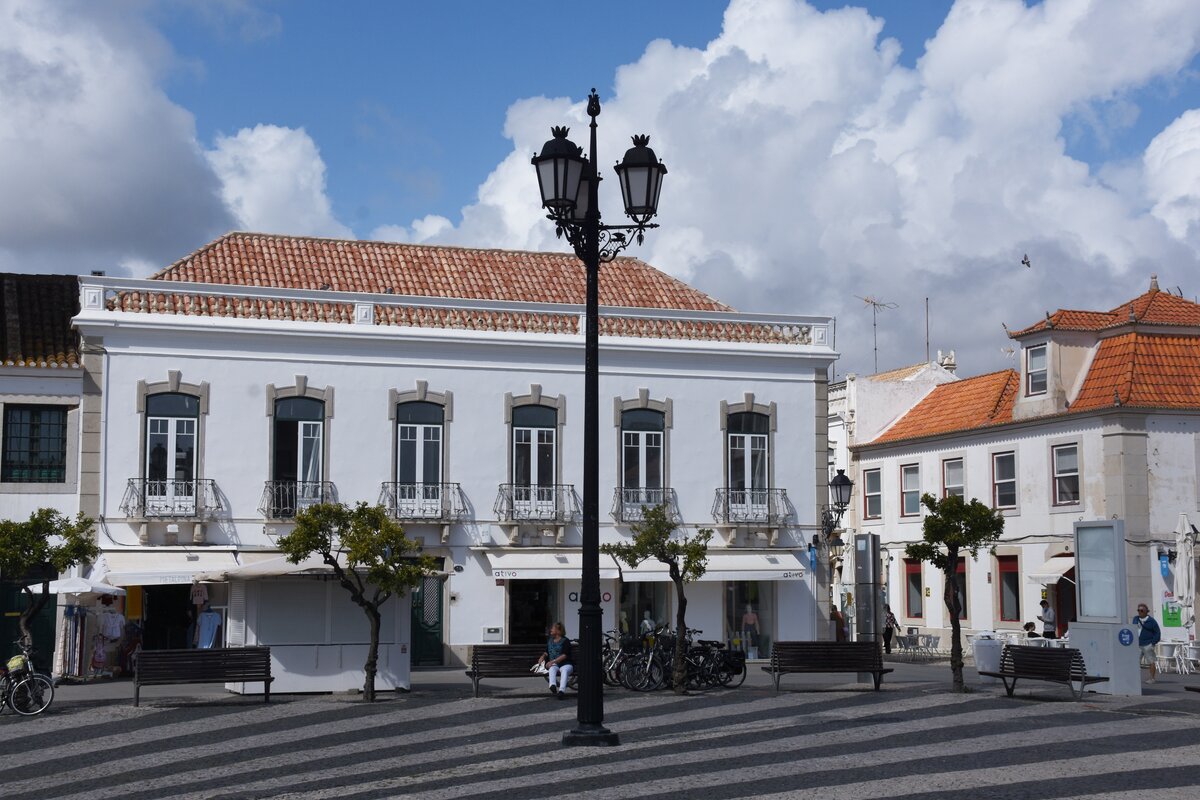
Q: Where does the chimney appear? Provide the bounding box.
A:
[937,349,957,374]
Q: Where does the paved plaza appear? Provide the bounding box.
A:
[3,662,1200,799]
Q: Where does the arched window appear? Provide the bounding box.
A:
[144,393,200,514]
[727,411,769,515]
[512,404,557,517]
[274,397,324,511]
[621,408,664,504]
[395,401,444,517]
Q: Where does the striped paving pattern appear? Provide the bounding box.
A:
[3,680,1200,799]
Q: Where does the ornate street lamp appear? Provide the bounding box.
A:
[532,89,666,747]
[822,469,854,557]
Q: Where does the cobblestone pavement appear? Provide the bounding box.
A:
[3,664,1200,799]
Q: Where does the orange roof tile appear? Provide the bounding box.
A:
[1071,332,1200,411]
[1,273,80,368]
[153,232,729,311]
[870,370,1018,444]
[1010,278,1200,336]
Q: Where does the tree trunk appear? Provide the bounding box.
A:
[19,586,50,651]
[672,575,688,694]
[363,605,381,702]
[945,549,964,692]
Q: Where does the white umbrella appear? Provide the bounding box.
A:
[1175,514,1196,631]
[25,576,126,597]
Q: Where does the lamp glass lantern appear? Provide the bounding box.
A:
[532,127,585,214]
[614,134,667,221]
[829,468,853,512]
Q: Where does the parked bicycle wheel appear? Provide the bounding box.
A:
[716,652,747,688]
[10,673,54,716]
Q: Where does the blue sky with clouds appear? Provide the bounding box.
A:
[3,0,1200,376]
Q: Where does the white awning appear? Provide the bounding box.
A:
[192,553,344,581]
[486,551,621,580]
[99,550,243,586]
[1026,555,1076,585]
[619,552,807,582]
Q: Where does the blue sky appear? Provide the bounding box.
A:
[4,0,1200,376]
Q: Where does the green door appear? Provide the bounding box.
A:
[1,580,57,671]
[410,576,443,667]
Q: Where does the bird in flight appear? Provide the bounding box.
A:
[1021,254,1031,269]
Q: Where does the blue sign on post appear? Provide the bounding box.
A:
[1160,553,1170,578]
[1118,628,1135,646]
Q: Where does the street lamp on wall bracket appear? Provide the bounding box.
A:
[822,469,854,564]
[532,88,667,749]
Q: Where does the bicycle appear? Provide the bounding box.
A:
[1,640,55,716]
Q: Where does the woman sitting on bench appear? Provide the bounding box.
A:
[537,622,573,699]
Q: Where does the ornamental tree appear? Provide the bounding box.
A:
[602,503,712,694]
[0,509,99,651]
[278,502,437,702]
[905,493,1004,692]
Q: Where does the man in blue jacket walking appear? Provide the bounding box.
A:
[1133,603,1162,684]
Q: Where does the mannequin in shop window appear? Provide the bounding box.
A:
[196,602,222,649]
[740,604,761,659]
[640,610,655,635]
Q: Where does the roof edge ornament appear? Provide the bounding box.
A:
[1150,273,1159,292]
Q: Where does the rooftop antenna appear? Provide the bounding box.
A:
[856,295,898,373]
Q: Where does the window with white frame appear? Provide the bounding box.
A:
[144,393,199,514]
[900,464,920,516]
[863,468,882,519]
[1052,443,1079,505]
[512,404,557,516]
[1026,344,1047,396]
[272,396,325,515]
[395,401,444,517]
[992,452,1017,509]
[942,458,964,498]
[727,412,770,515]
[621,408,664,508]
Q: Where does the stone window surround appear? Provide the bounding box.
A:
[136,370,211,482]
[613,389,673,492]
[266,376,334,487]
[504,385,566,485]
[992,547,1022,629]
[988,445,1021,517]
[719,394,777,490]
[388,381,454,483]
[1048,435,1082,511]
[0,396,80,494]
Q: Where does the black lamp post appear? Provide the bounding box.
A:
[532,89,666,747]
[822,469,854,558]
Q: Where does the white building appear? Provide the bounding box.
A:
[853,276,1200,647]
[70,232,839,691]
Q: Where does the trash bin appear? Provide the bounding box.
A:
[973,637,1003,684]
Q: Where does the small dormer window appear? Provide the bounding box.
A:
[1026,345,1047,396]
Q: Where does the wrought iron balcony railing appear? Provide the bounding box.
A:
[493,483,579,523]
[120,478,221,519]
[711,487,790,527]
[258,480,338,519]
[378,482,467,522]
[610,487,680,523]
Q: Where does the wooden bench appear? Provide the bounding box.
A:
[134,647,273,706]
[1185,686,1200,693]
[761,641,893,691]
[466,643,582,697]
[979,644,1106,700]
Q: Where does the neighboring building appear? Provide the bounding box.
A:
[854,276,1200,646]
[70,232,839,691]
[0,273,89,667]
[828,356,959,632]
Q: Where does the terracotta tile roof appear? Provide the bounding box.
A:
[153,232,729,311]
[1,273,80,368]
[1071,332,1200,411]
[870,370,1018,444]
[1010,277,1200,336]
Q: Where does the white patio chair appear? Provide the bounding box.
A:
[1183,645,1200,675]
[1155,642,1180,674]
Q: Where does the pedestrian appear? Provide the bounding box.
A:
[1022,622,1041,639]
[536,621,574,698]
[831,607,847,642]
[1037,599,1057,639]
[1132,603,1162,684]
[882,604,899,654]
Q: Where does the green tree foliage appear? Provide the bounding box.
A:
[601,504,712,693]
[277,502,437,701]
[905,493,1004,692]
[0,509,99,649]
